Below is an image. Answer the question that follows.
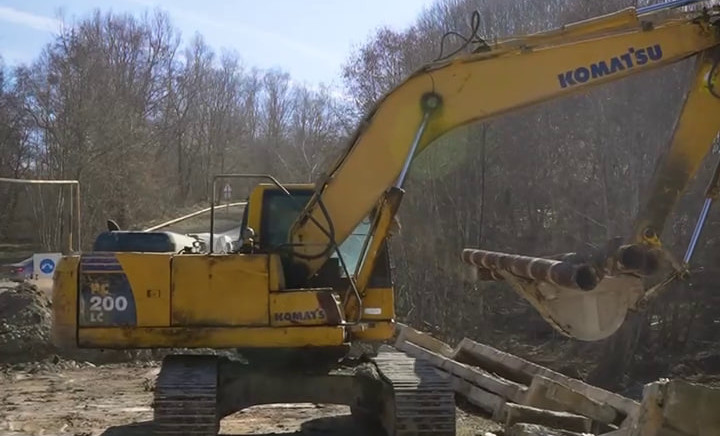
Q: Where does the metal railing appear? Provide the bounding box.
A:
[0,177,81,253]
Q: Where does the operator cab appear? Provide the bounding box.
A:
[238,183,389,290]
[237,183,315,253]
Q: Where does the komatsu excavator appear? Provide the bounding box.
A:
[51,1,720,434]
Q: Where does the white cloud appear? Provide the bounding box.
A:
[0,6,61,32]
[187,14,338,65]
[125,0,157,6]
[233,23,338,65]
[124,0,338,65]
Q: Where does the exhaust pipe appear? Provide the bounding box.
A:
[461,248,599,291]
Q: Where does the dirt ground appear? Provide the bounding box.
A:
[0,362,501,436]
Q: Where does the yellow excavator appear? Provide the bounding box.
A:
[51,1,720,434]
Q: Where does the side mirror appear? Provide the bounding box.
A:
[242,227,256,241]
[239,227,257,253]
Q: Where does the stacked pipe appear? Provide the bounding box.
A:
[461,243,662,291]
[614,244,662,276]
[461,249,599,291]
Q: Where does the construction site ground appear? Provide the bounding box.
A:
[0,362,500,436]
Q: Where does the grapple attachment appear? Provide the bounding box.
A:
[462,244,663,341]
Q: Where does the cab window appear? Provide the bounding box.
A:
[260,189,314,250]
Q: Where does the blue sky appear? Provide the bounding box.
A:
[0,0,436,90]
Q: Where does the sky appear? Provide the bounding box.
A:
[0,0,437,90]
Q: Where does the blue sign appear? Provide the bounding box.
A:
[39,258,55,274]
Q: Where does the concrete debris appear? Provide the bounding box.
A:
[503,403,593,433]
[0,282,54,363]
[394,322,720,436]
[628,379,720,436]
[0,281,168,369]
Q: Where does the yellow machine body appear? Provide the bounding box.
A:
[52,183,395,350]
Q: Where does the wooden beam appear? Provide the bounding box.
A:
[504,404,593,433]
[524,375,619,425]
[453,338,639,421]
[394,322,454,357]
[444,372,506,419]
[396,340,527,403]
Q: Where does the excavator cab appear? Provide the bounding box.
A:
[236,183,315,253]
[236,182,387,289]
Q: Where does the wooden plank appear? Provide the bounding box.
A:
[504,403,593,433]
[524,375,619,425]
[453,338,639,420]
[396,340,527,403]
[394,322,454,357]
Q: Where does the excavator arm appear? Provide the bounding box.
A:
[286,5,720,339]
[632,49,720,246]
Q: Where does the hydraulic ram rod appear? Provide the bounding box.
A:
[683,154,720,264]
[638,0,706,14]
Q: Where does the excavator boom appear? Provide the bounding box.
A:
[288,6,720,282]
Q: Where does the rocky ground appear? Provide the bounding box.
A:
[0,281,501,436]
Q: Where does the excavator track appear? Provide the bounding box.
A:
[153,355,220,436]
[372,351,456,435]
[151,351,455,436]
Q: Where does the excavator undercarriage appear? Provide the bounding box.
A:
[152,349,456,436]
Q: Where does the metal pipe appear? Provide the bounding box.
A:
[684,197,712,264]
[0,177,80,185]
[682,153,720,264]
[69,185,73,253]
[210,174,288,253]
[143,202,247,232]
[394,93,442,189]
[461,248,599,291]
[638,0,704,14]
[394,111,431,188]
[76,183,81,252]
[210,181,216,252]
[0,177,81,253]
[615,244,662,276]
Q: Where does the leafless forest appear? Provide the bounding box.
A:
[1,0,719,397]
